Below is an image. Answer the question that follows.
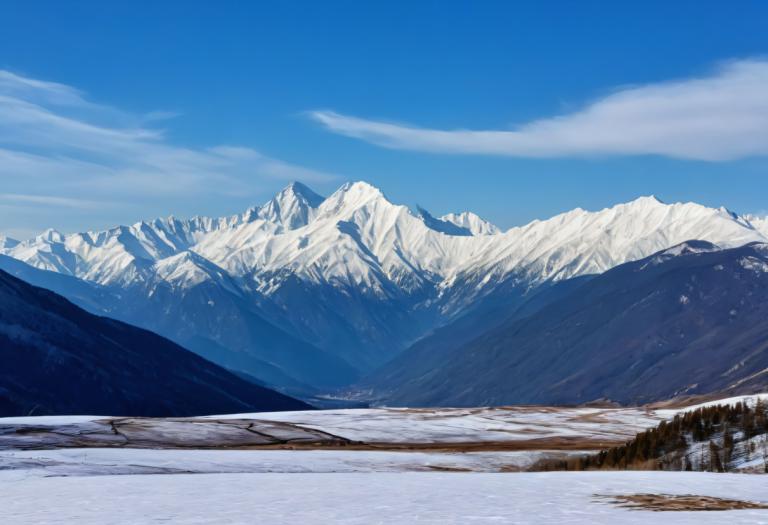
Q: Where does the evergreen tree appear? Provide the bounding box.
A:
[709,441,724,472]
[723,425,734,466]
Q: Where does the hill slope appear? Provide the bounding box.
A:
[0,269,311,417]
[375,241,768,406]
[0,254,357,392]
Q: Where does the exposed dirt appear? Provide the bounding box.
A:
[256,436,623,453]
[595,493,768,511]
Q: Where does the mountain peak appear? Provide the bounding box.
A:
[319,181,391,216]
[417,206,473,236]
[282,181,325,207]
[256,181,325,230]
[338,180,385,197]
[37,228,65,243]
[0,235,19,251]
[440,211,500,236]
[628,195,665,207]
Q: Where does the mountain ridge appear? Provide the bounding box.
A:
[3,181,767,390]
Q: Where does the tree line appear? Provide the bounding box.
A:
[533,399,768,472]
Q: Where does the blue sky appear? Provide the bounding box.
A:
[1,1,767,238]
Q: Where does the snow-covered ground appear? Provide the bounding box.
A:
[0,415,106,425]
[2,471,767,524]
[5,398,765,450]
[206,405,668,444]
[0,406,673,452]
[655,393,768,415]
[0,448,569,476]
[3,397,767,523]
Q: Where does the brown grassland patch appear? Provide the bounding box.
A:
[595,493,768,512]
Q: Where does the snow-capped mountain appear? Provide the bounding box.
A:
[255,181,324,230]
[368,241,768,407]
[436,196,766,314]
[2,181,767,391]
[745,214,768,237]
[0,235,18,251]
[440,212,500,235]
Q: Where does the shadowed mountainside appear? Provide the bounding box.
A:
[0,269,311,417]
[372,242,768,406]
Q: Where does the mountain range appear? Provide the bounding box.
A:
[0,268,310,417]
[365,241,768,406]
[2,181,768,403]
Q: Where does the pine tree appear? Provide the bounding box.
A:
[723,425,734,467]
[709,441,724,472]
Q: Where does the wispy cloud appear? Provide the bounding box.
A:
[0,70,90,107]
[310,59,768,161]
[0,193,109,209]
[0,70,337,202]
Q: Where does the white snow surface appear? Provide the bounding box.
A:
[2,471,767,524]
[746,214,768,238]
[2,182,765,308]
[0,448,560,476]
[654,393,768,416]
[3,398,768,523]
[210,396,768,444]
[440,211,501,235]
[205,406,667,444]
[0,415,106,425]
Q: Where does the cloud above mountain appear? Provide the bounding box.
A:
[310,59,768,161]
[0,70,336,205]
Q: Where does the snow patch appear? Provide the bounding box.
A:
[2,471,768,524]
[740,256,768,273]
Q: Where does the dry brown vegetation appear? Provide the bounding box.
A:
[595,493,768,511]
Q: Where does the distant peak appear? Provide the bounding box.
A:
[0,235,19,249]
[440,211,500,235]
[325,181,389,206]
[38,228,65,242]
[283,181,323,202]
[417,206,473,236]
[271,181,325,207]
[338,180,384,196]
[630,195,665,206]
[255,181,325,230]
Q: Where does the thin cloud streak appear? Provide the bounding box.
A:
[0,70,338,202]
[0,193,110,209]
[310,59,768,161]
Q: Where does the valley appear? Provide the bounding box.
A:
[3,182,768,407]
[3,5,767,523]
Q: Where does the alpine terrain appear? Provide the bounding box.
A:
[2,181,768,401]
[367,241,768,406]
